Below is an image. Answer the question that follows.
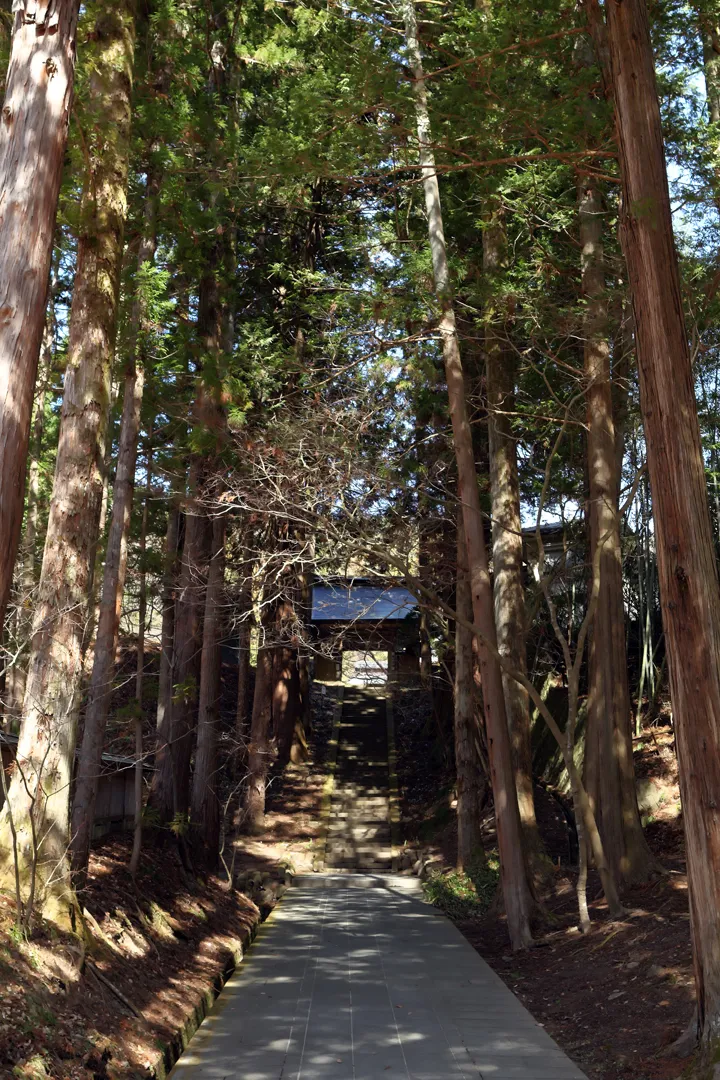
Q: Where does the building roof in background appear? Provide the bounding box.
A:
[311,582,417,623]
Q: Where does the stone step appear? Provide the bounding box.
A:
[324,691,393,873]
[326,825,392,842]
[329,812,389,823]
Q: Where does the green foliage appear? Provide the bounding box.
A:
[169,812,190,838]
[8,923,26,947]
[142,805,163,831]
[172,676,197,706]
[13,1054,51,1079]
[422,854,500,921]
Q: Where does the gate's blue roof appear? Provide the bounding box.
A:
[311,583,417,622]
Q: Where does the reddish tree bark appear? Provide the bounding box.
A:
[0,1,135,918]
[244,639,274,834]
[403,0,533,948]
[71,171,159,886]
[150,471,212,822]
[579,181,658,887]
[234,575,252,773]
[455,512,485,870]
[150,267,226,823]
[274,646,303,767]
[0,0,80,625]
[483,219,542,867]
[190,517,225,865]
[588,0,720,1043]
[273,593,305,768]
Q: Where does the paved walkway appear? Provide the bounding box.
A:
[170,875,588,1079]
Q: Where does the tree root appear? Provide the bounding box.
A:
[660,1010,697,1058]
[87,961,142,1019]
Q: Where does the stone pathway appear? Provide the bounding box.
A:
[170,875,588,1079]
[324,689,393,871]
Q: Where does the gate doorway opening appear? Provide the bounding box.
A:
[310,579,420,686]
[342,649,389,686]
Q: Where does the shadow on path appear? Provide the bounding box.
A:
[170,876,589,1080]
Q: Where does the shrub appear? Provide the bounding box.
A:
[422,853,500,920]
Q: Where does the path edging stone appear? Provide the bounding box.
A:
[154,901,266,1078]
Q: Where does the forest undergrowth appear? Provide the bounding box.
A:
[0,675,694,1080]
[0,838,260,1080]
[0,690,337,1080]
[469,843,693,1080]
[394,685,690,1080]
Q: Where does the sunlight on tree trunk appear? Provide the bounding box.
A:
[70,171,158,886]
[579,181,659,888]
[0,0,81,626]
[402,0,534,950]
[483,215,544,872]
[244,638,274,835]
[588,0,720,1044]
[0,1,136,920]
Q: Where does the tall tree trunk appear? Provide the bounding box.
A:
[588,0,720,1043]
[414,398,444,688]
[150,472,211,822]
[70,352,144,886]
[232,541,253,776]
[136,445,152,704]
[0,0,80,625]
[70,171,158,885]
[297,537,314,736]
[455,512,485,870]
[156,504,181,734]
[0,2,136,919]
[274,643,303,767]
[235,610,252,771]
[273,584,305,768]
[244,638,274,834]
[128,449,151,878]
[150,261,226,823]
[8,313,54,722]
[483,217,543,867]
[83,421,113,670]
[697,6,720,210]
[579,181,658,887]
[403,0,533,949]
[700,10,720,130]
[23,311,53,593]
[611,298,632,485]
[190,517,225,865]
[417,488,436,686]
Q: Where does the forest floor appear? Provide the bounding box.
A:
[231,687,335,882]
[0,680,690,1080]
[0,686,334,1080]
[0,774,329,1080]
[0,837,260,1080]
[464,830,693,1080]
[393,686,692,1080]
